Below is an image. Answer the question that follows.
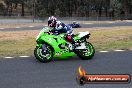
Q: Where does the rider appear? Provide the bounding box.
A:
[48,16,76,44]
[48,16,57,27]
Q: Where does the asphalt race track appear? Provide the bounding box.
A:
[81,21,132,28]
[0,21,132,88]
[1,21,132,31]
[0,50,132,88]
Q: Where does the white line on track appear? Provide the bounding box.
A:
[125,20,132,22]
[4,57,14,58]
[2,49,131,59]
[19,56,30,58]
[99,51,109,53]
[84,23,93,24]
[114,50,125,52]
[0,28,4,29]
[44,25,47,26]
[29,26,34,27]
[16,27,21,28]
[107,22,115,23]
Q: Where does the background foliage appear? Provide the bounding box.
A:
[0,0,132,18]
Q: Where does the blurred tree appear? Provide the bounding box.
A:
[3,0,27,16]
[0,3,5,15]
[1,0,132,17]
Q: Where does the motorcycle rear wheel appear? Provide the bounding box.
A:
[75,42,95,60]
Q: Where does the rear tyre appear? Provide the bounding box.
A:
[75,42,95,60]
[34,44,53,63]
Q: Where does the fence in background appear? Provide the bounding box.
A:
[0,16,132,24]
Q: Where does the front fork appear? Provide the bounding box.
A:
[42,44,47,51]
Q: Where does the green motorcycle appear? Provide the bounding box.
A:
[34,27,95,63]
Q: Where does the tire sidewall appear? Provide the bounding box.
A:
[75,42,95,60]
[34,45,53,63]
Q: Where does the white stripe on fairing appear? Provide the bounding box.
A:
[29,26,34,27]
[78,32,90,38]
[19,56,30,57]
[16,27,21,28]
[0,28,4,29]
[4,57,14,58]
[114,50,125,52]
[99,51,109,53]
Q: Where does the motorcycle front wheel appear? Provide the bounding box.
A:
[34,44,53,63]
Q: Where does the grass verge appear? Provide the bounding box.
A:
[0,26,132,57]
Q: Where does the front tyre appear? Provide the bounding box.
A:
[34,44,53,63]
[75,42,95,60]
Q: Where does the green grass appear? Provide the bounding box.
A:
[89,27,132,51]
[93,40,132,51]
[0,38,36,57]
